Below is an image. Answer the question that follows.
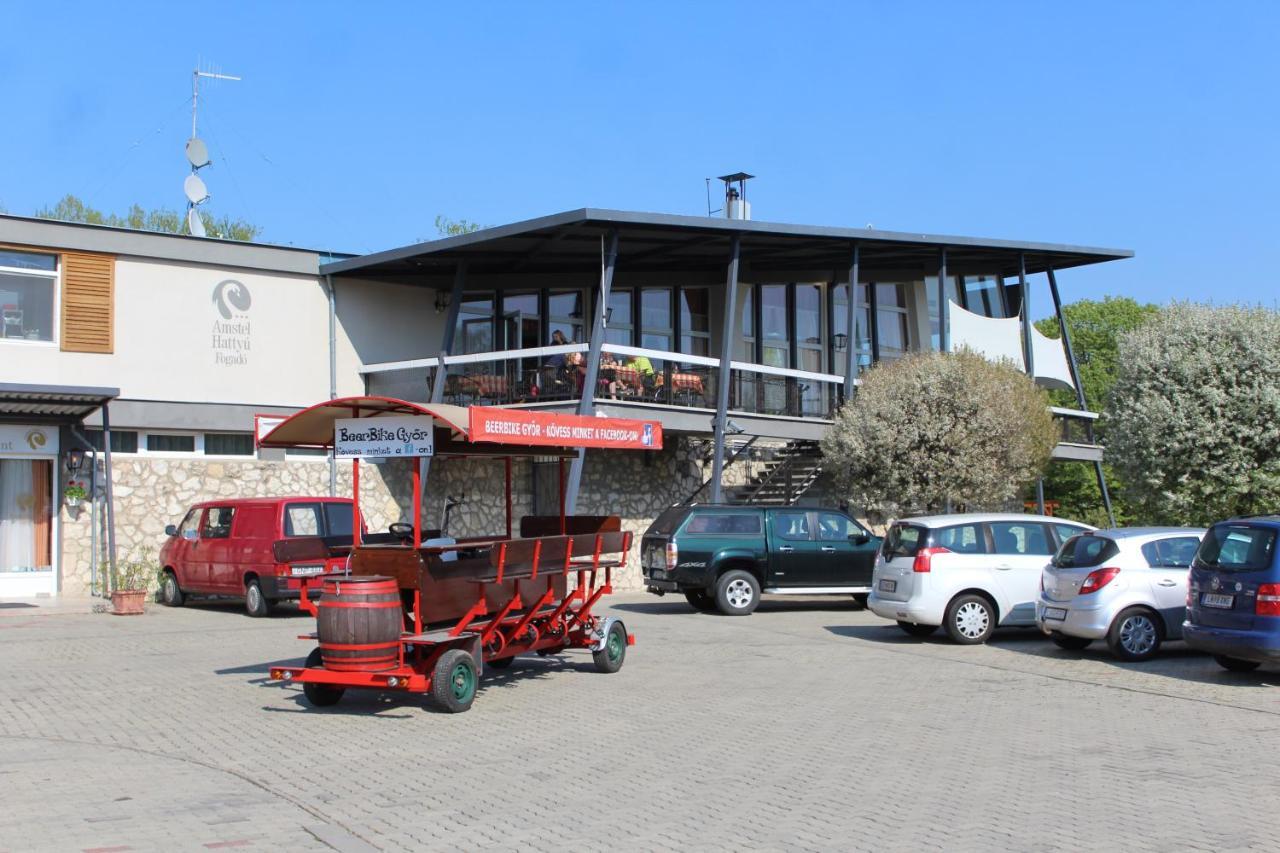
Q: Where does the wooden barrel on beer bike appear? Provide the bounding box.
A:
[316,575,402,672]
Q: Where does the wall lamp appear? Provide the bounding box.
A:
[434,289,451,313]
[833,333,848,352]
[65,447,85,474]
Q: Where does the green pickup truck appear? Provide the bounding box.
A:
[641,504,882,615]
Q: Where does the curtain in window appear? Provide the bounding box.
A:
[0,460,48,571]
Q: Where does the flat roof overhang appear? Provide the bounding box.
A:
[321,208,1133,285]
[0,382,120,424]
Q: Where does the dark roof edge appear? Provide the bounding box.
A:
[0,382,120,400]
[0,214,348,276]
[321,207,1134,276]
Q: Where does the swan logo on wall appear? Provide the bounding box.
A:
[212,279,252,319]
[25,429,46,451]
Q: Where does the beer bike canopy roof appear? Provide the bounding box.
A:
[258,396,663,457]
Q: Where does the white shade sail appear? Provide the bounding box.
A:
[947,301,1075,392]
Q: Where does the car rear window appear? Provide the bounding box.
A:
[1140,536,1201,569]
[935,523,987,554]
[1053,534,1120,568]
[648,507,689,535]
[685,513,762,535]
[883,524,926,558]
[324,503,354,538]
[1194,525,1278,572]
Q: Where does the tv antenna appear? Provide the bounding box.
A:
[184,65,241,237]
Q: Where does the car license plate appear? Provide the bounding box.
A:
[1201,592,1235,609]
[1043,607,1068,621]
[290,564,324,577]
[878,578,896,592]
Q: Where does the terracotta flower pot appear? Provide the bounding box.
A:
[111,589,147,616]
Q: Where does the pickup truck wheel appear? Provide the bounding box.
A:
[897,621,937,637]
[245,579,274,618]
[160,572,185,607]
[715,570,760,616]
[431,649,478,713]
[302,647,344,707]
[684,589,716,613]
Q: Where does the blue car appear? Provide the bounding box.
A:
[1184,516,1280,671]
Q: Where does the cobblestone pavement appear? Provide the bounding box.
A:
[1,594,1277,852]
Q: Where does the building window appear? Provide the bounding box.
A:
[604,288,632,346]
[0,250,58,344]
[640,288,673,356]
[84,429,139,454]
[962,275,1006,318]
[548,290,584,344]
[145,433,196,454]
[874,283,911,361]
[739,285,755,361]
[502,293,540,350]
[204,433,255,456]
[926,275,962,350]
[831,284,871,379]
[760,285,789,368]
[678,288,710,359]
[455,295,494,354]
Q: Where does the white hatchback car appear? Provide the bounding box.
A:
[1037,527,1205,661]
[869,513,1094,644]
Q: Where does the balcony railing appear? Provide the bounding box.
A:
[361,344,848,420]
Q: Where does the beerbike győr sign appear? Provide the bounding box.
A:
[334,416,435,458]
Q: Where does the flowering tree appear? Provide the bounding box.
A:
[1106,303,1280,525]
[821,350,1057,519]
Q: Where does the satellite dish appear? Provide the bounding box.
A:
[185,137,210,168]
[183,174,209,205]
[187,207,207,238]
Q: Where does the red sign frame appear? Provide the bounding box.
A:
[469,407,663,450]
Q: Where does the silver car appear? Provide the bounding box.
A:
[1037,527,1205,661]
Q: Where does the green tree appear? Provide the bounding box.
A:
[822,350,1058,519]
[1033,296,1159,526]
[434,215,483,237]
[35,194,261,241]
[1107,303,1280,525]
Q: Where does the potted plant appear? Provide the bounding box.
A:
[111,550,155,616]
[63,484,87,509]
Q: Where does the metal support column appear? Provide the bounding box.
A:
[1047,267,1115,527]
[1019,252,1034,377]
[101,403,118,594]
[431,260,468,403]
[868,278,881,363]
[938,247,950,352]
[843,242,859,399]
[709,235,742,504]
[565,230,619,514]
[324,274,338,496]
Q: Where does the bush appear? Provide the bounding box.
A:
[822,350,1057,518]
[114,548,158,592]
[1106,303,1280,525]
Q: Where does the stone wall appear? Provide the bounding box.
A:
[57,436,764,596]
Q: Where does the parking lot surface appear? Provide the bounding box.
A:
[1,594,1277,852]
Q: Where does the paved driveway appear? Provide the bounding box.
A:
[0,594,1276,852]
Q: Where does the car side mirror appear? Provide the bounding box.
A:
[851,533,870,545]
[164,524,178,537]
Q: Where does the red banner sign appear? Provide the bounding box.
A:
[469,407,663,450]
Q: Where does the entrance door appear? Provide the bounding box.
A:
[0,458,54,596]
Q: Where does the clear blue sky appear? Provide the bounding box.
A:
[2,2,1277,308]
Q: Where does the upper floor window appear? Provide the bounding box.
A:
[0,250,58,344]
[679,288,710,359]
[548,290,584,344]
[605,288,633,346]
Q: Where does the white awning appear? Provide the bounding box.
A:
[947,302,1075,392]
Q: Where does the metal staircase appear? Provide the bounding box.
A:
[726,440,824,505]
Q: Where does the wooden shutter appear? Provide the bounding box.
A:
[60,252,114,353]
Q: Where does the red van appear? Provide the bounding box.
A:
[159,497,357,616]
